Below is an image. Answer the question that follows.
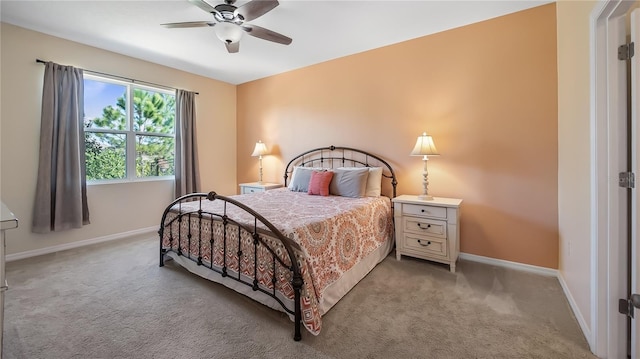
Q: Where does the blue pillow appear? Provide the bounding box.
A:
[329,168,369,198]
[289,167,324,192]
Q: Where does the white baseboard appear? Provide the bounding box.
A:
[459,252,558,277]
[556,272,592,348]
[6,226,157,262]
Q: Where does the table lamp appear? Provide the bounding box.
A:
[251,140,269,183]
[410,132,439,200]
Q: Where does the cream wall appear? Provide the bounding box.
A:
[556,0,597,338]
[0,23,236,255]
[237,5,559,268]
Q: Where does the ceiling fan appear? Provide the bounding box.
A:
[161,0,292,53]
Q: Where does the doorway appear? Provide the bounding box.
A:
[630,8,639,358]
[591,1,637,358]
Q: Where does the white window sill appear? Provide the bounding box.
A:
[88,176,174,186]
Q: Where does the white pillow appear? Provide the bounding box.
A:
[337,167,382,197]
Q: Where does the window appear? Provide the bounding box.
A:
[83,75,176,182]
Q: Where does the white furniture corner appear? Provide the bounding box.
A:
[0,201,18,359]
[239,182,283,194]
[392,195,462,273]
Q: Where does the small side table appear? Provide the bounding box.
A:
[239,182,283,194]
[392,195,462,272]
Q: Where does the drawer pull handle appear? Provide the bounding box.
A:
[417,223,431,229]
[417,239,431,246]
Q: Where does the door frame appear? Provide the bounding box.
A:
[633,9,640,358]
[591,0,635,357]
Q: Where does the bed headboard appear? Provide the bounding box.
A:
[284,146,397,198]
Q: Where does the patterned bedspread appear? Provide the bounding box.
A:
[161,188,393,335]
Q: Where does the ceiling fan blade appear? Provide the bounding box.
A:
[188,0,217,13]
[225,41,240,53]
[161,21,215,28]
[242,24,291,45]
[236,0,279,22]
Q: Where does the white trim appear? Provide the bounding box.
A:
[590,0,635,357]
[6,226,157,262]
[632,9,640,359]
[459,252,557,277]
[558,272,592,345]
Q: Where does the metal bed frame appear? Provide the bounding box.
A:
[159,146,397,341]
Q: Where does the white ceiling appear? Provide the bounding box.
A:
[1,0,551,85]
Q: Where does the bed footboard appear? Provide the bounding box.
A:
[158,191,304,341]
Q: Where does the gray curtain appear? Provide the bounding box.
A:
[32,62,89,233]
[174,90,200,198]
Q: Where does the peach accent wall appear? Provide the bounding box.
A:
[0,23,236,255]
[237,4,558,268]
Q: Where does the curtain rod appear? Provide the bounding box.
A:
[35,59,199,95]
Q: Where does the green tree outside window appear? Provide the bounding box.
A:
[84,78,175,181]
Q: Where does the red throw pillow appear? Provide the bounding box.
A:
[308,170,334,196]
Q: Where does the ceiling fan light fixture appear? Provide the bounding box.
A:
[166,0,290,53]
[214,22,244,43]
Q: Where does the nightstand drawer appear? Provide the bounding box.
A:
[404,234,447,258]
[242,186,263,194]
[403,217,446,238]
[402,203,447,219]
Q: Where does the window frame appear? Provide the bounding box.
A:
[83,74,176,184]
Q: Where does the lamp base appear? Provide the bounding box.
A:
[417,194,434,201]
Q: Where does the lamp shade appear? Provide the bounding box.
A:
[251,141,269,157]
[214,22,244,44]
[410,132,439,156]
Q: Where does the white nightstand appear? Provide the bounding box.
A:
[392,195,462,273]
[239,182,283,194]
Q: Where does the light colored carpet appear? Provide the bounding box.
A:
[3,235,595,359]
